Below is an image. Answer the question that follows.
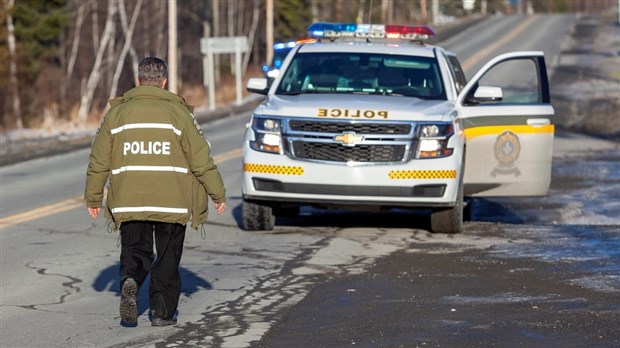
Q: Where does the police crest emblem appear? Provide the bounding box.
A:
[491,130,521,177]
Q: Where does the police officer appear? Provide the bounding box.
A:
[85,57,226,326]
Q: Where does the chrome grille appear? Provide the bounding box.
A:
[291,142,406,162]
[289,120,411,134]
[284,119,415,164]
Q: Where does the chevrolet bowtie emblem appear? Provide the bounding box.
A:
[334,132,364,146]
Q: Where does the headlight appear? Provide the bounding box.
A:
[249,116,282,154]
[416,123,454,158]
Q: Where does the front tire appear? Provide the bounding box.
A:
[242,200,275,231]
[430,182,463,234]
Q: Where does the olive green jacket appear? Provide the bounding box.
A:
[84,86,226,229]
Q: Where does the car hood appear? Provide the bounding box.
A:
[255,94,454,122]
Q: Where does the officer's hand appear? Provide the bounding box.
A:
[214,202,226,215]
[88,207,100,219]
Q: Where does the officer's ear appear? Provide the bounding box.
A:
[161,78,167,89]
[135,76,141,87]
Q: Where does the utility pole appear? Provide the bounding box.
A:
[168,0,178,93]
[266,0,274,67]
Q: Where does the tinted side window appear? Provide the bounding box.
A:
[446,54,467,93]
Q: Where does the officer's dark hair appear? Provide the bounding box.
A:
[138,57,168,86]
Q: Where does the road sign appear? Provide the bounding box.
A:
[201,36,249,54]
[201,36,249,110]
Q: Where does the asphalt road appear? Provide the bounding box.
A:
[258,13,620,348]
[1,13,619,348]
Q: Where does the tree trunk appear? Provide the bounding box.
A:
[155,1,166,56]
[381,0,389,23]
[67,1,86,83]
[118,0,140,76]
[6,0,23,129]
[106,10,116,90]
[228,0,235,73]
[91,0,100,55]
[420,0,428,24]
[77,0,118,125]
[356,0,364,23]
[108,0,143,103]
[311,0,320,23]
[242,0,260,78]
[212,0,220,83]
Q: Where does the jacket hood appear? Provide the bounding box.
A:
[256,94,453,122]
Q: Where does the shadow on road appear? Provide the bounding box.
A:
[92,262,212,320]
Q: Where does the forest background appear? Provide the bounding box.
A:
[0,0,610,132]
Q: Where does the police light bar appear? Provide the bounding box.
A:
[273,41,297,50]
[307,22,435,41]
[273,38,317,50]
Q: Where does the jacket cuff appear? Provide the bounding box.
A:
[213,197,227,204]
[86,201,102,208]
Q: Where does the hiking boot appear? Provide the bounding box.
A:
[120,278,138,324]
[151,317,177,327]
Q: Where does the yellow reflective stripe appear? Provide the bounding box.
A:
[389,170,457,179]
[464,124,554,140]
[244,163,304,175]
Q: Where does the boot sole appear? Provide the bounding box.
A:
[151,317,177,326]
[120,279,138,324]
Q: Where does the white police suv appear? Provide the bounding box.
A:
[242,22,554,233]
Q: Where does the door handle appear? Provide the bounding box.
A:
[527,118,550,127]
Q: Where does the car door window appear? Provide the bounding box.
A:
[468,58,542,104]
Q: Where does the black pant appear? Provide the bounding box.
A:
[120,221,186,320]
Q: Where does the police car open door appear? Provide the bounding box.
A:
[456,51,554,197]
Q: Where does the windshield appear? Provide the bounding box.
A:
[275,52,446,100]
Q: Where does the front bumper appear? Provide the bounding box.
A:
[242,144,463,209]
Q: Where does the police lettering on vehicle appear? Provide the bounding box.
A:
[318,108,388,119]
[123,141,171,155]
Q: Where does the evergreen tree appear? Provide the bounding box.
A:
[11,0,67,126]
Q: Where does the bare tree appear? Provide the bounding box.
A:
[117,0,140,77]
[77,0,118,125]
[108,0,143,103]
[155,1,166,56]
[6,0,23,129]
[213,0,220,83]
[381,0,389,22]
[311,0,320,23]
[242,0,261,78]
[91,0,100,55]
[228,0,235,73]
[66,1,86,83]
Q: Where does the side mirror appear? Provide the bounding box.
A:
[247,77,269,95]
[472,85,503,103]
